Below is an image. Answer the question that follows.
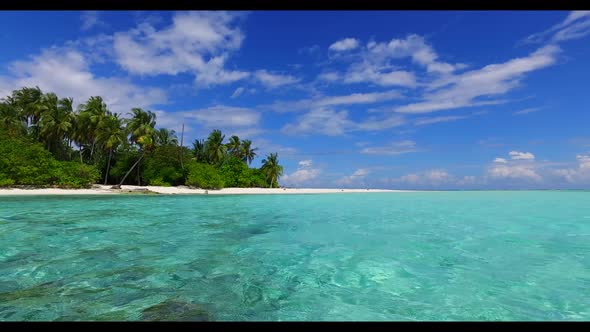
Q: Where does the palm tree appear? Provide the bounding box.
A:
[226,135,241,158]
[261,153,283,188]
[205,129,227,165]
[39,94,74,157]
[155,128,178,146]
[192,139,207,163]
[97,114,125,185]
[115,108,157,187]
[0,102,26,137]
[9,87,44,140]
[241,139,258,165]
[77,96,109,161]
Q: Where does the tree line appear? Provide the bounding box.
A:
[0,86,284,189]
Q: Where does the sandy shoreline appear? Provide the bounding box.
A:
[0,185,413,196]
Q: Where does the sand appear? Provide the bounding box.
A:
[0,185,411,196]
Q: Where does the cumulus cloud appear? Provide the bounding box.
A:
[553,154,590,183]
[509,151,535,160]
[366,34,465,74]
[281,160,321,187]
[379,169,455,188]
[336,168,370,186]
[112,11,249,86]
[329,38,360,51]
[486,151,541,182]
[0,47,167,115]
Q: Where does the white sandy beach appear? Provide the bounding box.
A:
[0,185,412,196]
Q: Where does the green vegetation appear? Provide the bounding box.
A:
[0,87,283,189]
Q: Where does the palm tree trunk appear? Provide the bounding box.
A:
[90,138,96,161]
[79,146,83,163]
[116,152,144,187]
[137,158,141,185]
[104,149,112,185]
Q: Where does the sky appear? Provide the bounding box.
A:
[0,10,590,189]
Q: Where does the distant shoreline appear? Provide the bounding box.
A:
[0,185,414,196]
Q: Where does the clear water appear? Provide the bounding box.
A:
[1,192,589,321]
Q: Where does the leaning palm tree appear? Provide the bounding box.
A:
[226,135,241,158]
[114,108,157,187]
[241,139,258,165]
[155,128,178,146]
[97,114,125,185]
[261,153,284,188]
[205,129,227,165]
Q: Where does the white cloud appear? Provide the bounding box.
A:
[281,108,354,136]
[178,106,259,128]
[509,151,535,160]
[112,11,249,86]
[155,105,261,140]
[395,45,560,113]
[315,90,402,107]
[323,34,466,89]
[318,71,340,82]
[525,11,590,44]
[231,87,245,98]
[366,34,464,74]
[356,114,406,131]
[298,160,313,168]
[0,47,167,115]
[281,159,321,187]
[255,138,298,157]
[254,70,300,88]
[80,11,106,31]
[343,62,417,87]
[513,107,541,116]
[414,115,467,126]
[360,140,418,155]
[329,38,360,52]
[487,163,542,182]
[487,151,541,182]
[281,107,406,136]
[336,168,370,186]
[553,154,590,183]
[266,90,403,113]
[397,169,453,186]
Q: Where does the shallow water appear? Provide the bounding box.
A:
[1,192,589,321]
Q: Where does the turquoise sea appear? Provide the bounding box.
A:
[0,192,589,321]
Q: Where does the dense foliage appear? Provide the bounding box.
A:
[0,132,100,188]
[0,87,284,189]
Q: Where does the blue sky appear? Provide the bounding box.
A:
[1,10,590,189]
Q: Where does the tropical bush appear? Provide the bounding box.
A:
[186,162,225,189]
[0,134,99,188]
